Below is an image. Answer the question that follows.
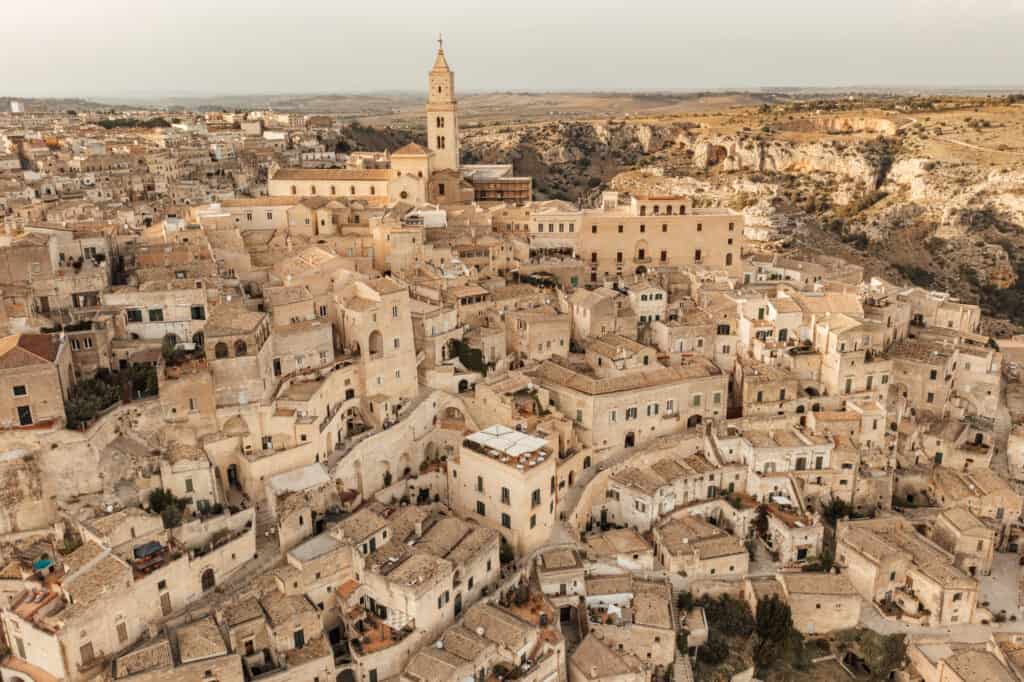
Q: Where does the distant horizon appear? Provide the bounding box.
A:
[5,84,1024,107]
[4,0,1024,99]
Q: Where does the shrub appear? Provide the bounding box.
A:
[65,376,121,429]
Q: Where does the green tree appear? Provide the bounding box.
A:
[698,632,729,665]
[822,497,852,527]
[754,596,798,668]
[698,594,754,637]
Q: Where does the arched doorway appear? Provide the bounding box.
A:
[624,432,635,448]
[687,414,703,428]
[201,568,215,592]
[214,342,229,359]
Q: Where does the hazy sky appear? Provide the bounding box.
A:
[3,0,1024,98]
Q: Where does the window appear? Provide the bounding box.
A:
[692,394,702,407]
[185,478,194,493]
[12,385,26,397]
[190,305,205,320]
[531,489,541,507]
[476,501,486,516]
[80,642,95,665]
[530,514,537,528]
[501,513,511,529]
[927,392,935,403]
[625,407,638,420]
[126,309,143,323]
[438,182,445,196]
[501,487,510,504]
[117,621,128,643]
[660,250,667,262]
[148,308,164,322]
[694,249,702,262]
[476,475,484,493]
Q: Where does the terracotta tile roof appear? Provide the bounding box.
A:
[0,333,60,369]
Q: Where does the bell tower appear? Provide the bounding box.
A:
[427,34,460,172]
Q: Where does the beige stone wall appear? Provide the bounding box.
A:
[268,177,389,199]
[447,445,557,555]
[787,592,861,634]
[0,361,67,427]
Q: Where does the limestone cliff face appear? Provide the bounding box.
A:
[687,136,878,185]
[461,116,1024,304]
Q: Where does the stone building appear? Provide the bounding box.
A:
[0,333,73,428]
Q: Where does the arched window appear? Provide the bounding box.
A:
[680,205,686,214]
[310,185,316,195]
[350,185,355,195]
[214,342,229,359]
[234,339,248,356]
[330,185,336,195]
[290,185,296,195]
[666,205,673,215]
[653,205,660,215]
[367,330,383,356]
[370,186,375,195]
[725,253,733,266]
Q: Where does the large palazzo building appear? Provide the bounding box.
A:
[268,39,532,205]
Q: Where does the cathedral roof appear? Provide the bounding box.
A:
[393,142,430,157]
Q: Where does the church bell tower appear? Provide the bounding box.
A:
[426,35,460,172]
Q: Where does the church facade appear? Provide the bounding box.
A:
[268,39,531,206]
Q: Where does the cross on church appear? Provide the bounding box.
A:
[437,33,443,50]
